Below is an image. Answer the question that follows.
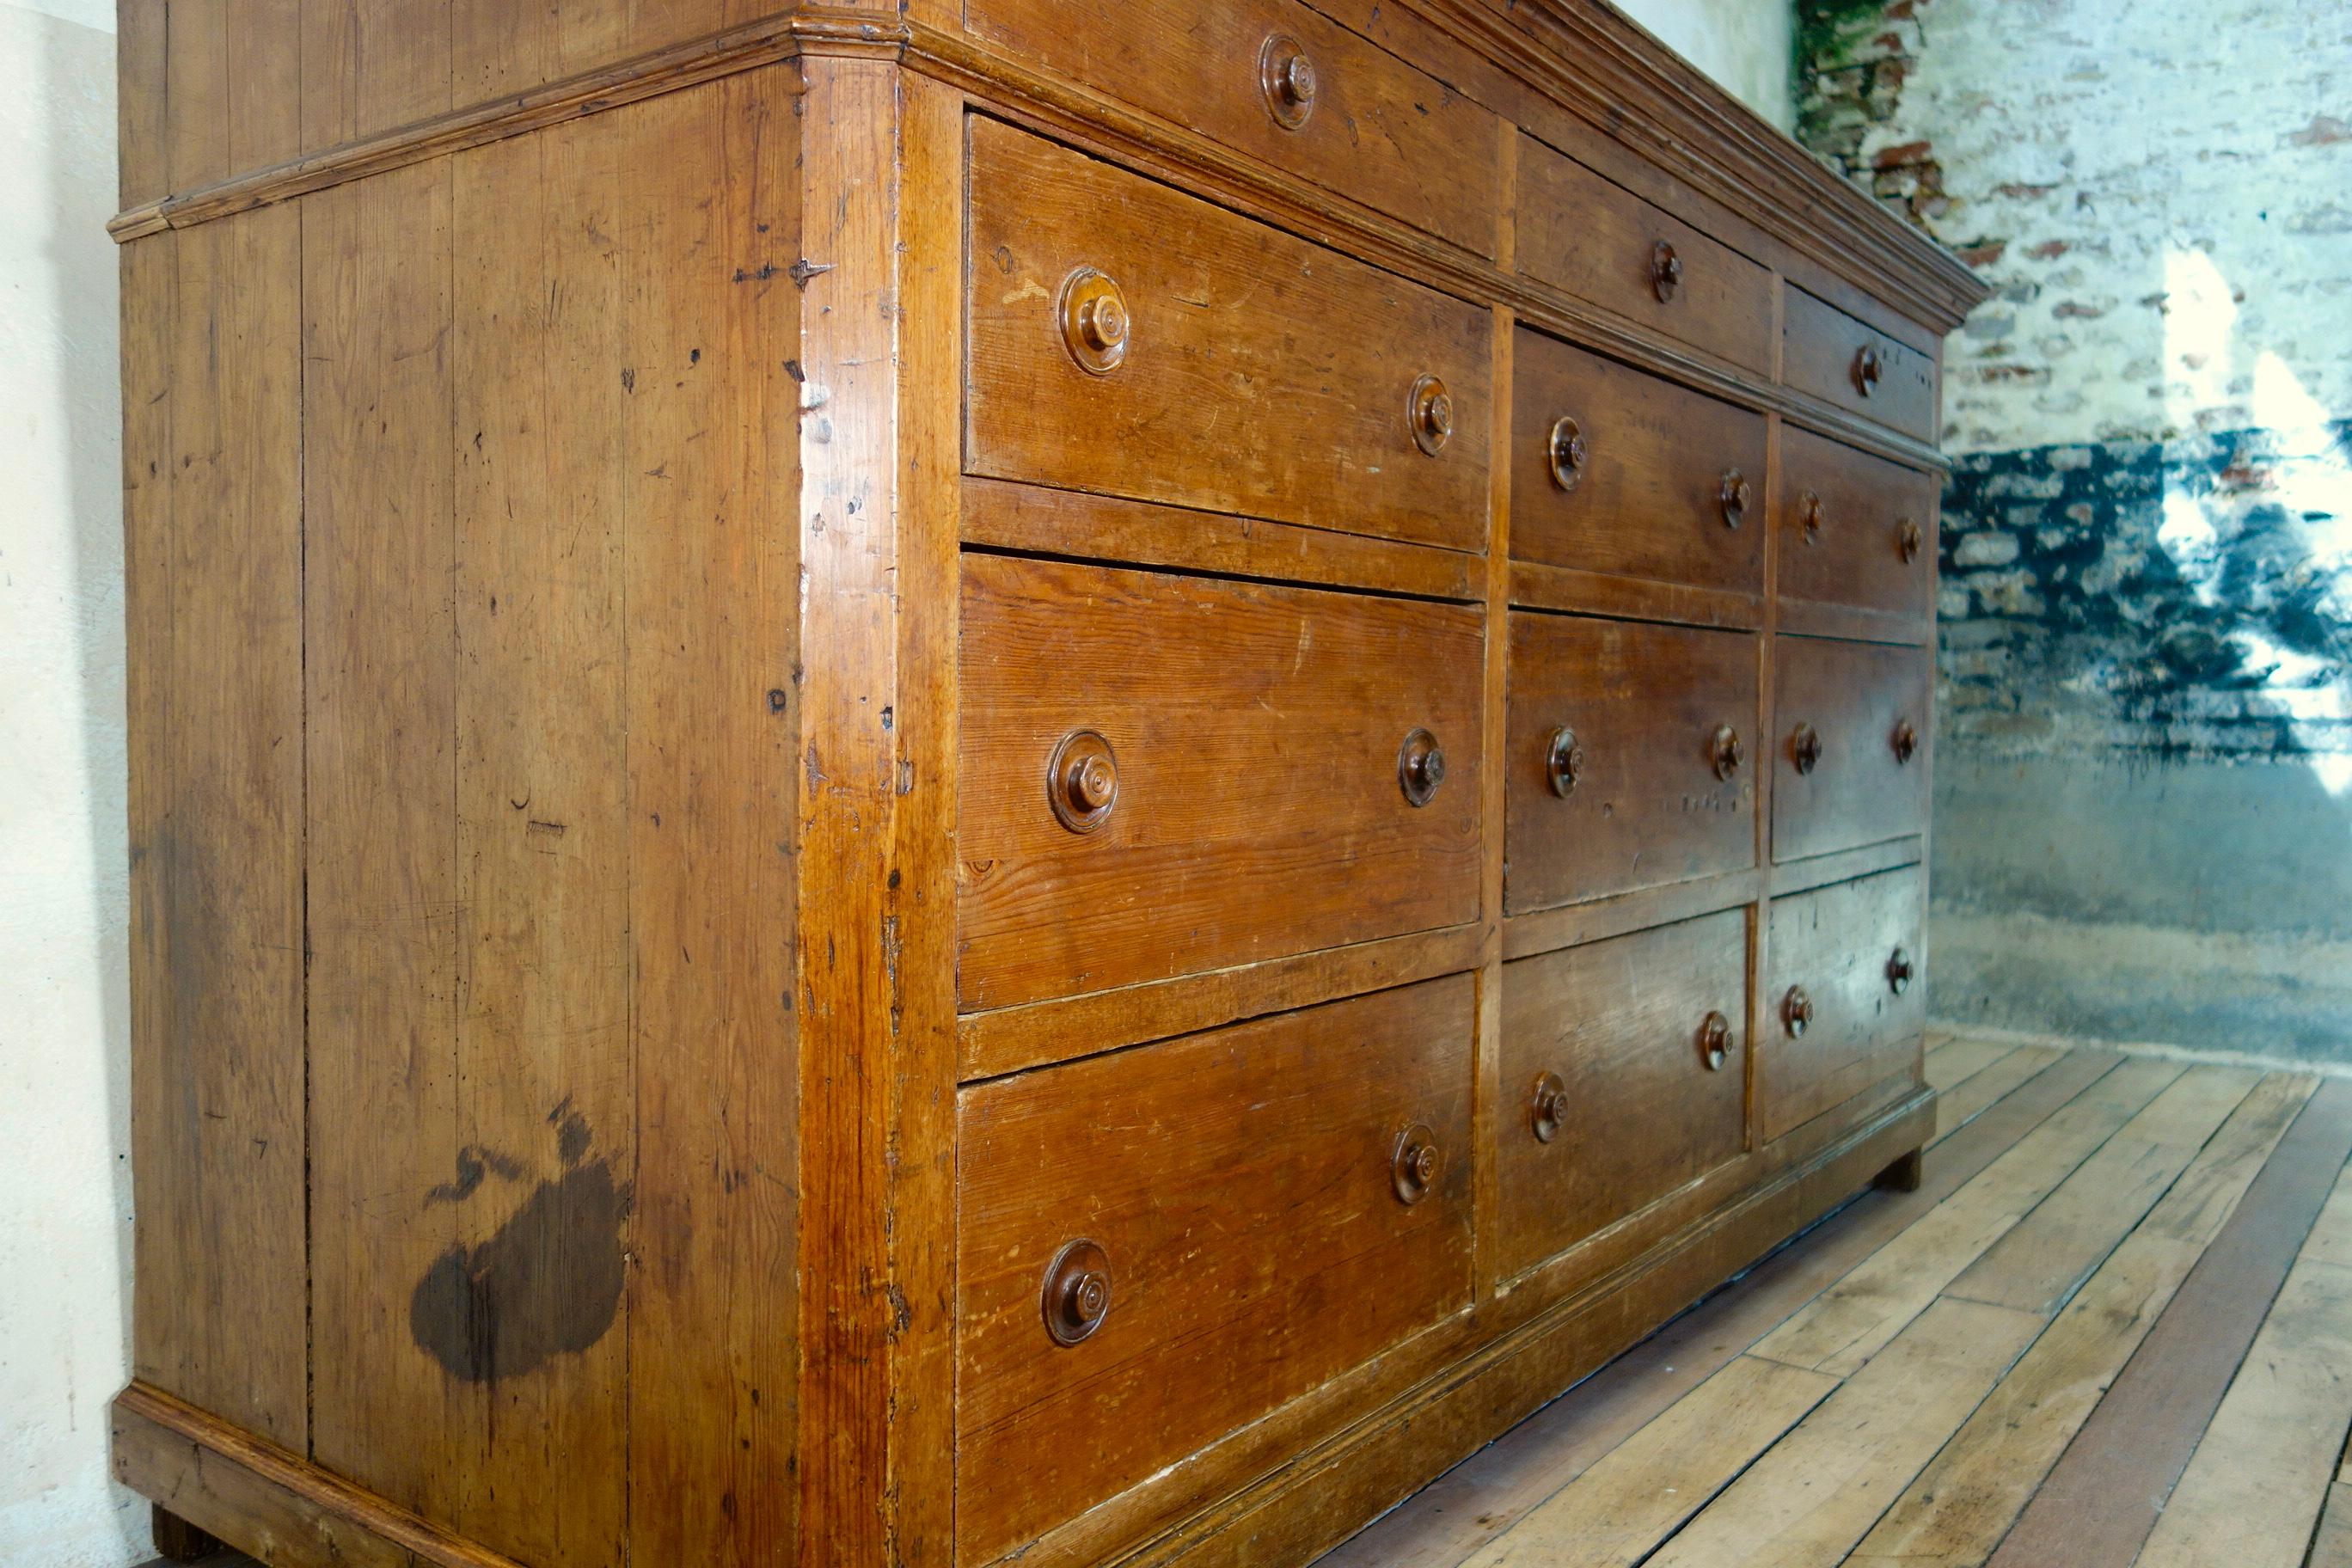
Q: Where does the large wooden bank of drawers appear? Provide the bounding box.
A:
[111,4,1986,1566]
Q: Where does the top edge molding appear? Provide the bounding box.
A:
[109,0,1989,334]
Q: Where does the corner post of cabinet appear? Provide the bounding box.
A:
[791,47,965,1567]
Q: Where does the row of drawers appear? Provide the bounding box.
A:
[959,553,1928,1012]
[957,868,1925,1560]
[961,31,1933,439]
[971,119,1941,623]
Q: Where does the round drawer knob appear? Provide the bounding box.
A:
[1546,726,1585,798]
[1719,469,1752,530]
[1398,727,1447,807]
[1897,516,1924,563]
[1547,416,1589,491]
[1800,490,1825,546]
[1782,985,1816,1038]
[1887,946,1915,995]
[1409,375,1454,456]
[1529,1072,1568,1144]
[1393,1122,1442,1206]
[1651,240,1684,303]
[1891,719,1920,765]
[1854,343,1883,397]
[1260,34,1319,128]
[1042,1238,1113,1347]
[1697,1009,1733,1071]
[1789,721,1823,776]
[1710,723,1744,781]
[1059,267,1130,375]
[1048,729,1119,834]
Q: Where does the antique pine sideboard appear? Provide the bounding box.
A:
[110,2,1986,1564]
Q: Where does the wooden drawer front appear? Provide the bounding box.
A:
[1784,287,1938,441]
[959,554,1484,1011]
[1779,426,1940,620]
[1771,635,1931,864]
[968,119,1491,554]
[1516,134,1771,372]
[1762,867,1925,1141]
[968,0,1501,254]
[1505,613,1757,914]
[1498,910,1749,1280]
[956,976,1476,1562]
[1510,328,1767,591]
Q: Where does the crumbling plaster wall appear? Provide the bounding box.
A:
[1798,0,2352,1062]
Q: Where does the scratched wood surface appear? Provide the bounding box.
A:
[1326,1042,2352,1568]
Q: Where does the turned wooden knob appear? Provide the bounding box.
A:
[1800,489,1825,546]
[1887,946,1915,995]
[1260,34,1319,128]
[1547,415,1589,491]
[1409,374,1454,456]
[1697,1009,1733,1071]
[1651,239,1684,302]
[1059,267,1130,375]
[1546,726,1585,798]
[1854,343,1883,396]
[1398,727,1447,806]
[1782,985,1815,1038]
[1891,719,1920,765]
[1789,721,1823,776]
[1529,1072,1568,1144]
[1710,723,1744,781]
[1897,516,1924,562]
[1042,1238,1112,1347]
[1393,1123,1442,1205]
[1719,468,1751,529]
[1048,729,1118,833]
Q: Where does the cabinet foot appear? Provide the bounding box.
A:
[1875,1146,1926,1192]
[151,1504,224,1563]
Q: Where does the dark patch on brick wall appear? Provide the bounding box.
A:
[1796,0,1947,229]
[1939,420,2352,760]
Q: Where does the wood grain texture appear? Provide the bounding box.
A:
[957,977,1477,1563]
[1515,131,1771,373]
[1783,285,1938,442]
[958,554,1485,1009]
[1771,634,1932,865]
[1497,910,1749,1279]
[970,0,1504,253]
[1776,424,1938,622]
[1504,613,1757,912]
[125,207,309,1452]
[1758,866,1924,1141]
[1510,328,1767,590]
[1847,1071,2317,1568]
[967,118,1493,554]
[1984,1080,2352,1568]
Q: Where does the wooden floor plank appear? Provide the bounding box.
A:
[2133,1160,2352,1568]
[1926,1038,2018,1094]
[1930,1045,2063,1148]
[1985,1076,2352,1568]
[2306,1481,2352,1568]
[1316,1046,2122,1568]
[1753,1057,2184,1375]
[1455,1357,1839,1568]
[1847,1071,2318,1568]
[1641,1298,2045,1568]
[1947,1065,2260,1315]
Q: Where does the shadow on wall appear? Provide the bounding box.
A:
[1931,341,2352,1063]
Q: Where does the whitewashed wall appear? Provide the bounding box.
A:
[0,1,147,1563]
[1620,0,1796,130]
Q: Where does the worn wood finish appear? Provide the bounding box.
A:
[1784,285,1939,442]
[1515,132,1772,373]
[1504,613,1756,912]
[1759,867,1925,1142]
[1772,634,1933,864]
[967,119,1492,554]
[116,3,1985,1565]
[1497,910,1749,1280]
[1351,1044,2352,1568]
[957,977,1477,1563]
[969,0,1501,253]
[959,554,1485,1010]
[1776,424,1939,622]
[1510,328,1768,590]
